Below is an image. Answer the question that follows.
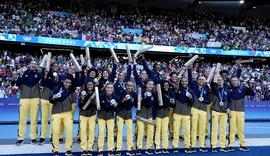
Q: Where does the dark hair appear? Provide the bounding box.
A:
[162,81,170,91]
[146,79,154,85]
[196,75,205,81]
[105,82,114,88]
[64,75,73,82]
[85,81,94,91]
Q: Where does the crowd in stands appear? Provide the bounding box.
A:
[0,49,269,101]
[0,0,270,50]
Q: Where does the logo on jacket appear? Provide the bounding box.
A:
[224,91,227,95]
[102,100,105,103]
[25,75,28,77]
[35,75,38,78]
[131,98,134,102]
[151,97,154,101]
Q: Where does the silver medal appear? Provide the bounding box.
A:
[146,92,152,97]
[111,99,116,105]
[56,93,61,98]
[126,94,131,99]
[53,72,57,77]
[199,97,204,102]
[81,91,87,96]
[220,102,224,106]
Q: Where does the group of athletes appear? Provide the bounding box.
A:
[14,53,255,156]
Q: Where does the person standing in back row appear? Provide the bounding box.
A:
[15,59,44,145]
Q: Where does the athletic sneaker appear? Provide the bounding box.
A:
[65,150,73,156]
[220,148,228,152]
[154,149,162,154]
[126,151,135,156]
[108,151,114,156]
[228,147,235,152]
[16,140,24,146]
[30,139,37,144]
[162,149,169,154]
[240,146,249,152]
[38,138,45,145]
[53,151,59,156]
[199,148,208,152]
[87,151,93,156]
[179,136,184,141]
[173,148,179,153]
[191,148,197,153]
[136,149,142,155]
[185,148,192,154]
[81,151,87,156]
[145,149,153,155]
[235,134,239,140]
[212,148,217,153]
[59,138,64,144]
[97,152,103,156]
[115,151,121,156]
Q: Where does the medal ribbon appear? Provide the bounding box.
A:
[218,88,224,103]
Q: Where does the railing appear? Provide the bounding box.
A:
[0,33,269,57]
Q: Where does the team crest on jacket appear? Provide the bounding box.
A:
[204,91,206,94]
[224,91,227,95]
[35,75,38,78]
[48,77,51,79]
[151,97,154,101]
[131,98,134,102]
[25,75,28,77]
[102,100,105,103]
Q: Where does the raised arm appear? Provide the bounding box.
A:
[110,64,117,82]
[125,65,131,81]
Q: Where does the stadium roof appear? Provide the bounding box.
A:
[135,0,270,17]
[188,0,270,11]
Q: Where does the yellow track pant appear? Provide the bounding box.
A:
[58,103,76,138]
[228,111,246,147]
[52,112,73,152]
[80,115,96,152]
[98,119,114,152]
[205,103,212,136]
[197,104,212,137]
[211,110,227,148]
[155,117,169,149]
[169,108,174,135]
[116,117,133,151]
[40,99,52,139]
[135,122,148,136]
[172,114,190,148]
[136,119,154,149]
[191,107,206,148]
[18,98,39,140]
